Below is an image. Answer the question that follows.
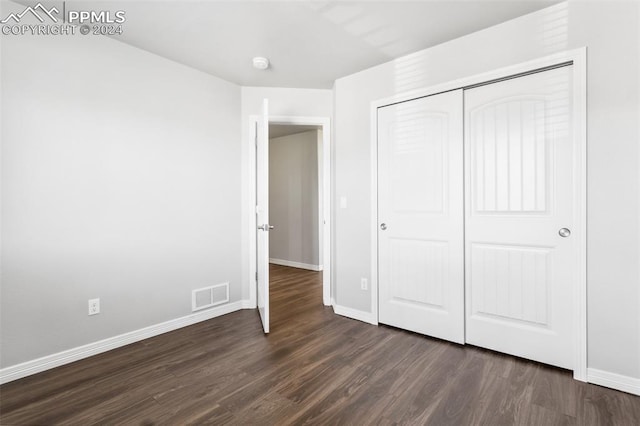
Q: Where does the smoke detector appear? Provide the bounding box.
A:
[252,57,270,70]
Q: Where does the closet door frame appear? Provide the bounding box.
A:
[370,48,587,381]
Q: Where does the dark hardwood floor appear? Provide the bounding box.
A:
[1,264,639,425]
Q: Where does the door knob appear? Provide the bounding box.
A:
[558,228,571,238]
[380,223,387,231]
[258,224,274,231]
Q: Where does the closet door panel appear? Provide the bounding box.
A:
[465,66,575,369]
[378,90,464,344]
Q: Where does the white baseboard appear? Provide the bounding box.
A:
[241,299,256,309]
[587,368,640,396]
[269,258,323,271]
[333,303,377,325]
[0,300,251,385]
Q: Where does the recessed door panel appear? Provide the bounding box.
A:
[390,114,446,213]
[470,243,550,326]
[471,99,549,214]
[390,238,447,308]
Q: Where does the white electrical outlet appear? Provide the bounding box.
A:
[88,298,100,316]
[360,278,368,290]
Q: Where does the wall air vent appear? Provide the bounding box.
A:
[192,282,229,312]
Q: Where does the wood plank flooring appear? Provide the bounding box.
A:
[1,264,639,425]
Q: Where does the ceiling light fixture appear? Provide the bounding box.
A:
[252,57,270,70]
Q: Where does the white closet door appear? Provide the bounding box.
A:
[464,66,574,369]
[378,90,464,344]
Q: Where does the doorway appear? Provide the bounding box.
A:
[249,112,332,334]
[268,124,324,273]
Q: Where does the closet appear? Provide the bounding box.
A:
[377,65,576,369]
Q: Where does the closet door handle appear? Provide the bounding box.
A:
[380,223,387,231]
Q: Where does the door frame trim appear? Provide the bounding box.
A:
[370,48,587,381]
[248,115,332,308]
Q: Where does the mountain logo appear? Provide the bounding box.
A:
[1,3,60,24]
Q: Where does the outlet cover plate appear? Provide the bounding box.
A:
[88,298,100,316]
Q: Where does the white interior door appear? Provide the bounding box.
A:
[464,66,574,369]
[378,90,464,344]
[256,98,270,333]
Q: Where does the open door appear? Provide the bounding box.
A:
[256,98,270,333]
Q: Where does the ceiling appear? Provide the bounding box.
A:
[63,1,559,89]
[270,124,321,139]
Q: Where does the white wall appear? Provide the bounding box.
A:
[333,0,640,381]
[240,87,332,303]
[0,12,241,367]
[269,130,320,268]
